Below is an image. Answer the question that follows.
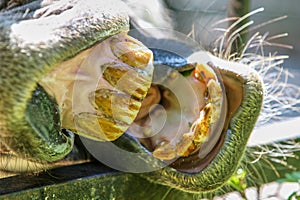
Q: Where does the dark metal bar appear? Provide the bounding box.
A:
[0,162,115,195]
[1,137,300,199]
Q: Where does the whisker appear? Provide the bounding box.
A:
[213,27,228,32]
[267,33,289,41]
[187,23,196,40]
[227,7,265,34]
[218,8,264,57]
[211,17,238,27]
[240,32,260,57]
[263,42,294,49]
[225,21,254,58]
[246,15,288,33]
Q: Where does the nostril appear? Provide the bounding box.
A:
[23,84,74,162]
[25,84,63,142]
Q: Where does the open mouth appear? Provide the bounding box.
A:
[40,30,263,192]
[0,0,263,193]
[128,61,228,170]
[39,31,229,171]
[131,47,263,192]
